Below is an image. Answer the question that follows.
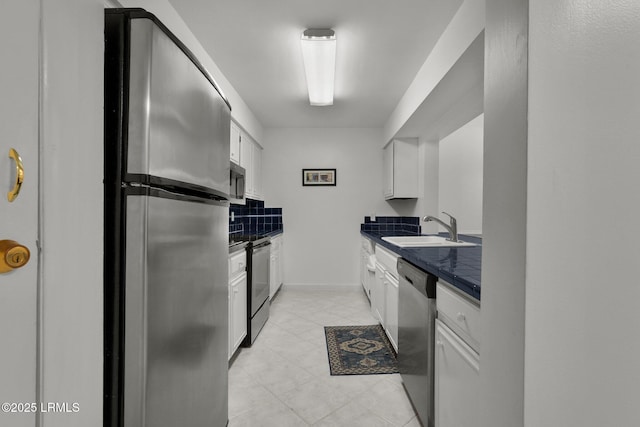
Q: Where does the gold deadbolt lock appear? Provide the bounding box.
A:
[0,240,30,273]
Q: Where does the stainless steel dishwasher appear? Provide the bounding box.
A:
[397,258,438,427]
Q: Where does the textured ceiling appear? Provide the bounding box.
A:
[168,0,463,128]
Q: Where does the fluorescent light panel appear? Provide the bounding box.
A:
[301,29,336,106]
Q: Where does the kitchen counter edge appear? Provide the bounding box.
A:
[360,230,481,301]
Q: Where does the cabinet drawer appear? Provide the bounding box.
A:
[228,250,247,279]
[375,244,399,278]
[436,281,481,351]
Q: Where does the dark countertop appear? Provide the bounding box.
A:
[361,230,482,300]
[229,229,283,245]
[228,240,248,254]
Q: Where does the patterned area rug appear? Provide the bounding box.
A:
[324,325,398,375]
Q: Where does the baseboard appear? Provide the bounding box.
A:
[282,283,361,292]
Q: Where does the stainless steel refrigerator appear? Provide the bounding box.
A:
[104,9,230,427]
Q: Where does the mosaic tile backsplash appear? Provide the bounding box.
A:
[360,216,421,234]
[230,199,283,235]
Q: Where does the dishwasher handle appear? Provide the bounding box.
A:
[397,258,437,299]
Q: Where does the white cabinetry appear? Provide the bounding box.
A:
[372,263,386,324]
[269,234,284,299]
[239,131,263,201]
[435,281,480,427]
[240,132,252,196]
[437,281,481,351]
[360,237,375,300]
[230,121,241,165]
[228,249,247,359]
[252,141,263,199]
[384,271,399,351]
[373,244,400,352]
[435,319,480,427]
[383,138,419,199]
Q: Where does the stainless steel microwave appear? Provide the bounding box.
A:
[230,162,245,201]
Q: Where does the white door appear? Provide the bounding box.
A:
[0,0,40,426]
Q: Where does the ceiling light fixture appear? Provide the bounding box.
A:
[300,29,336,106]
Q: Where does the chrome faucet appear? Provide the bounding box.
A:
[423,211,458,242]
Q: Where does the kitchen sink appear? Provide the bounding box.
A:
[381,235,476,248]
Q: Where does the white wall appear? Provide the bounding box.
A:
[438,114,483,235]
[262,128,397,287]
[480,0,528,425]
[383,0,485,144]
[525,2,640,426]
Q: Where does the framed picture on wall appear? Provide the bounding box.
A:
[302,169,337,186]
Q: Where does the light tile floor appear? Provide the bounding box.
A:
[228,286,421,426]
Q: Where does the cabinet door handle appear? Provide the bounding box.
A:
[8,148,24,202]
[457,312,466,322]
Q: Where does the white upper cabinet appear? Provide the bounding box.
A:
[252,141,263,200]
[383,138,419,199]
[230,121,241,165]
[238,127,263,201]
[240,131,253,195]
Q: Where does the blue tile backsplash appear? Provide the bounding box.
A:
[230,198,284,235]
[360,216,421,234]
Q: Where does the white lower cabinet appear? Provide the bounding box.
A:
[360,237,375,300]
[360,249,366,289]
[384,271,398,352]
[228,250,247,360]
[372,263,386,324]
[373,244,400,352]
[365,259,376,302]
[434,319,480,427]
[435,281,481,427]
[269,234,283,300]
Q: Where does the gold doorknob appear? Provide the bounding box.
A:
[0,240,31,273]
